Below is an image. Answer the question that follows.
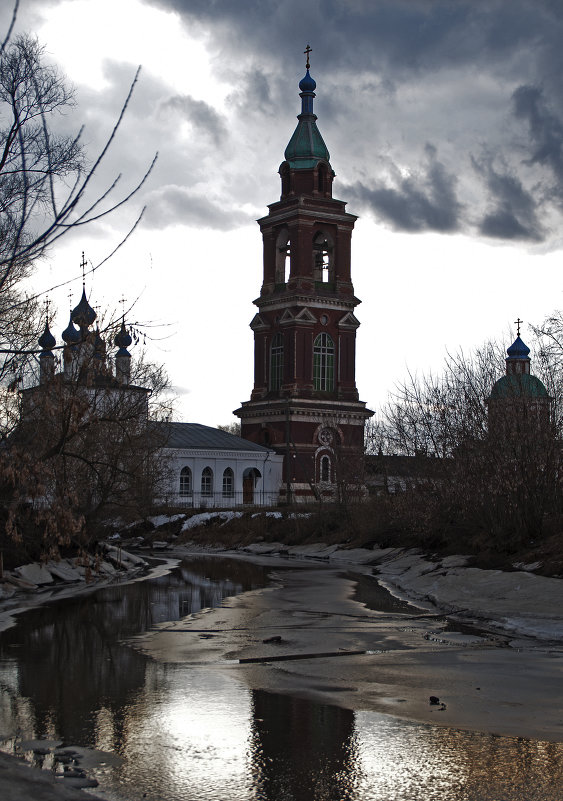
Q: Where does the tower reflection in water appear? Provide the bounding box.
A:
[249,690,358,801]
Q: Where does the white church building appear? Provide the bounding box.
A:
[159,422,283,508]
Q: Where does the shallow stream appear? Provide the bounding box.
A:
[0,555,562,800]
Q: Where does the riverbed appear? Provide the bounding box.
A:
[1,552,563,800]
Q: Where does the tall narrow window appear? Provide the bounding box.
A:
[270,332,284,391]
[179,466,192,495]
[222,467,234,497]
[201,467,213,497]
[320,455,331,483]
[313,333,335,392]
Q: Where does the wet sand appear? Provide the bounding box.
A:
[131,553,563,743]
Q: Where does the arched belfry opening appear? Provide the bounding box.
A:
[313,232,334,283]
[275,228,291,284]
[234,49,373,503]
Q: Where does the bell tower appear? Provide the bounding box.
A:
[234,49,373,502]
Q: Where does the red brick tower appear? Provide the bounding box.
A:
[234,50,372,502]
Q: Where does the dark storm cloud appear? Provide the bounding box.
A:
[345,145,461,233]
[152,0,550,74]
[143,186,252,231]
[12,0,563,246]
[512,85,563,191]
[143,0,563,246]
[473,154,544,241]
[159,95,227,146]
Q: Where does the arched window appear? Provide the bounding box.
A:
[320,455,331,483]
[275,229,291,284]
[312,232,333,283]
[222,467,234,497]
[313,333,335,392]
[201,467,213,497]
[179,466,192,495]
[270,332,284,391]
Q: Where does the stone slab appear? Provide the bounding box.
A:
[14,563,53,585]
[46,561,83,582]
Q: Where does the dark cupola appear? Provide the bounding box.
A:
[38,320,56,384]
[114,320,133,384]
[71,287,97,331]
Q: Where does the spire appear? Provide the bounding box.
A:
[71,254,96,330]
[284,45,331,170]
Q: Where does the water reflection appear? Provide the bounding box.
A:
[250,691,359,801]
[0,557,272,748]
[1,556,563,800]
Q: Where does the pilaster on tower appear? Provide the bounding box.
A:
[234,51,373,503]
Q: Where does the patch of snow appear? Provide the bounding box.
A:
[251,511,283,519]
[512,561,542,572]
[219,512,243,526]
[147,514,185,528]
[181,511,242,531]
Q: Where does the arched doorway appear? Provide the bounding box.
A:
[243,467,262,504]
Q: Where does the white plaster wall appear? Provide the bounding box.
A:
[163,448,283,507]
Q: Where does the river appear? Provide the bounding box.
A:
[0,554,562,800]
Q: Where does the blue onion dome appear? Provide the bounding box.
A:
[38,321,56,350]
[506,335,530,360]
[299,69,316,92]
[71,287,97,328]
[114,320,132,352]
[62,313,81,345]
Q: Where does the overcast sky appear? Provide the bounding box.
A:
[3,0,563,426]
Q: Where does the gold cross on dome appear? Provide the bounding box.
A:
[304,44,312,70]
[514,317,523,337]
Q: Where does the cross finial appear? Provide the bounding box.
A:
[119,295,126,323]
[80,251,87,286]
[68,290,73,310]
[304,44,312,70]
[514,317,523,337]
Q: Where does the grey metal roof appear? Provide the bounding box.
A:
[159,422,273,453]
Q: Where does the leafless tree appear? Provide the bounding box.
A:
[1,338,172,559]
[0,33,156,281]
[0,28,156,398]
[375,338,562,549]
